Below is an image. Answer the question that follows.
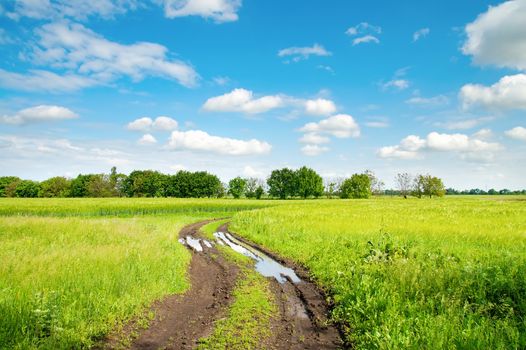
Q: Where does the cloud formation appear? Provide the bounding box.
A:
[505,126,526,141]
[127,116,179,131]
[167,130,271,155]
[278,44,331,62]
[462,0,526,70]
[460,74,526,111]
[413,28,430,42]
[1,105,78,125]
[345,22,381,46]
[160,0,242,22]
[299,114,360,138]
[138,133,157,145]
[301,144,329,156]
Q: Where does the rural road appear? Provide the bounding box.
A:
[106,220,344,349]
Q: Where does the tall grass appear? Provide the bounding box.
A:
[231,196,526,349]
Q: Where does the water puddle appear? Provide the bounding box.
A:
[214,231,301,284]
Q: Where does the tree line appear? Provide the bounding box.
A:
[0,166,523,199]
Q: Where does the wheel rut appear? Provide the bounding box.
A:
[102,220,344,349]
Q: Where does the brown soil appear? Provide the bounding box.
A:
[101,220,345,349]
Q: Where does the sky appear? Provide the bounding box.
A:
[1,0,525,190]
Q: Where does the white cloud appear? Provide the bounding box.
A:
[505,126,526,141]
[472,128,493,140]
[365,121,389,128]
[435,116,494,130]
[212,76,230,86]
[413,28,430,42]
[304,98,336,116]
[0,68,98,92]
[382,79,409,91]
[462,0,526,70]
[299,133,330,144]
[378,131,502,161]
[4,0,139,21]
[278,44,331,62]
[138,133,157,145]
[127,116,178,131]
[299,114,360,138]
[202,88,285,114]
[167,130,271,156]
[160,0,241,22]
[460,74,526,111]
[1,105,78,125]
[345,23,381,46]
[28,21,198,88]
[301,144,329,156]
[405,95,449,107]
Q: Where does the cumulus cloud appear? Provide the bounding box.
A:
[460,74,526,111]
[304,98,336,116]
[203,88,337,116]
[405,95,449,107]
[301,144,329,156]
[472,128,493,140]
[382,79,409,91]
[138,133,157,145]
[435,116,494,130]
[1,105,78,125]
[345,22,381,46]
[462,0,526,70]
[127,116,178,131]
[278,44,331,62]
[378,131,502,161]
[242,165,264,178]
[167,130,271,156]
[4,0,139,21]
[160,0,241,22]
[413,28,430,42]
[25,21,198,89]
[505,126,526,141]
[0,68,98,92]
[299,114,360,138]
[202,88,285,114]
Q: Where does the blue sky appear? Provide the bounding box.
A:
[1,0,525,189]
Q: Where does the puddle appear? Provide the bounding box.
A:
[185,236,204,252]
[214,231,301,284]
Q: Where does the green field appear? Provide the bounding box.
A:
[231,197,526,349]
[0,199,270,349]
[1,197,525,349]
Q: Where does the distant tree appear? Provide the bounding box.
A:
[70,174,96,197]
[395,173,413,198]
[267,168,297,199]
[15,180,40,198]
[295,166,323,199]
[245,178,259,199]
[365,170,384,196]
[39,177,71,197]
[340,173,371,199]
[488,188,497,195]
[194,172,222,198]
[413,174,445,198]
[446,188,459,195]
[228,177,247,199]
[123,170,167,197]
[0,176,21,197]
[86,174,114,197]
[255,185,265,199]
[324,178,337,199]
[499,189,511,195]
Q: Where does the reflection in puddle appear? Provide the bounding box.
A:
[185,236,203,252]
[214,231,301,284]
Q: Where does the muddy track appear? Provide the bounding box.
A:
[102,220,344,349]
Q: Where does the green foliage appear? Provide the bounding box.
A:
[228,177,247,199]
[0,176,21,197]
[231,198,526,349]
[123,170,167,197]
[39,177,71,198]
[267,168,297,199]
[295,166,324,198]
[340,173,371,199]
[244,178,258,199]
[413,174,446,198]
[165,171,223,198]
[255,186,264,200]
[15,180,41,198]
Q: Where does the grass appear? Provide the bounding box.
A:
[230,196,526,349]
[0,198,269,349]
[198,220,277,349]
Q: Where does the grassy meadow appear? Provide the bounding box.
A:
[231,196,526,349]
[0,199,271,349]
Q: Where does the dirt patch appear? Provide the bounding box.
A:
[220,224,344,349]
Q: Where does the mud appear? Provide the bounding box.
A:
[101,220,345,349]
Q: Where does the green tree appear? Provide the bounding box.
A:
[267,168,297,199]
[39,177,71,197]
[245,178,259,199]
[86,174,114,197]
[70,174,96,197]
[123,170,167,197]
[228,177,247,199]
[14,180,40,198]
[340,173,371,199]
[413,174,445,198]
[0,176,21,197]
[295,166,323,199]
[255,185,264,199]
